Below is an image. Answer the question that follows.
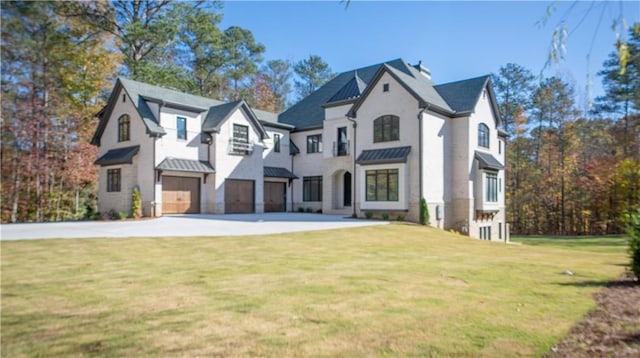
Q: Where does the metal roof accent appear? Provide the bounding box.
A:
[94,145,140,166]
[356,146,412,165]
[156,158,215,173]
[326,71,368,104]
[264,166,298,179]
[475,151,504,171]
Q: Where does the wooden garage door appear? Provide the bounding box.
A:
[264,182,286,212]
[225,179,254,213]
[162,176,200,214]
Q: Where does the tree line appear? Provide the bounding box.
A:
[1,0,333,223]
[492,25,639,235]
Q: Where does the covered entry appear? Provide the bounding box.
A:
[225,179,255,213]
[162,176,200,214]
[264,182,286,212]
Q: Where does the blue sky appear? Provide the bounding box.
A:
[220,1,639,109]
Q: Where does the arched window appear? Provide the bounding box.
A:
[373,115,399,143]
[478,123,489,148]
[118,114,130,142]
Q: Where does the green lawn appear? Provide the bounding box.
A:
[1,224,627,357]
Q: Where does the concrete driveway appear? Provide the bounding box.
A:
[0,213,388,240]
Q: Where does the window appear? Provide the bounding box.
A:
[107,168,121,192]
[366,169,399,201]
[373,115,399,143]
[383,83,389,92]
[307,134,322,153]
[303,176,322,201]
[177,117,187,140]
[479,226,491,240]
[231,124,249,154]
[273,133,281,153]
[118,114,130,142]
[478,123,490,148]
[499,223,502,240]
[337,127,348,156]
[122,94,126,103]
[498,139,502,154]
[486,172,498,202]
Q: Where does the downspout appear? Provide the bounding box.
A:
[346,115,357,218]
[152,135,157,217]
[291,153,295,212]
[417,105,428,204]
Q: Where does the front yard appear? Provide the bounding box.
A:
[1,225,628,356]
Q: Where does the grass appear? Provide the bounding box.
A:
[1,224,628,357]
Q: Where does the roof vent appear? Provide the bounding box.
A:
[414,60,431,80]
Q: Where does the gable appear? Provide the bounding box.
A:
[202,100,267,139]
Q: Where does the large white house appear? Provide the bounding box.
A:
[92,59,507,240]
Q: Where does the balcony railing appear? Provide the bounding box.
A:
[332,140,350,157]
[228,138,254,155]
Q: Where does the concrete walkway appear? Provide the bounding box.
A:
[0,213,388,241]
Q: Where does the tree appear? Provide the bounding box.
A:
[1,1,119,222]
[261,59,292,111]
[294,55,334,99]
[491,63,535,136]
[221,26,265,100]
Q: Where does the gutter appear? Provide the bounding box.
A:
[417,105,428,202]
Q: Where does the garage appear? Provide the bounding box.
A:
[264,182,286,212]
[162,176,200,214]
[225,179,255,213]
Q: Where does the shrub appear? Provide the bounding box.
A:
[625,208,640,279]
[297,207,305,213]
[118,211,128,220]
[381,213,389,220]
[396,215,405,222]
[316,209,323,214]
[365,212,373,219]
[131,187,142,219]
[305,207,313,213]
[420,198,430,226]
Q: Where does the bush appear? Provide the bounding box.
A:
[365,212,373,219]
[625,208,640,279]
[396,215,405,222]
[420,198,429,226]
[381,213,389,220]
[297,207,305,213]
[118,211,128,220]
[305,207,313,213]
[316,209,322,214]
[131,187,142,219]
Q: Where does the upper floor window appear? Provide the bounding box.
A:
[307,134,322,153]
[231,124,250,155]
[273,133,281,153]
[485,172,498,202]
[478,123,490,148]
[374,115,399,143]
[177,117,187,140]
[337,127,348,156]
[118,114,130,142]
[107,168,121,192]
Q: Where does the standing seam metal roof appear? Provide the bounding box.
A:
[356,146,412,165]
[156,158,215,173]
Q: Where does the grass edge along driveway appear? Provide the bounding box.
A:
[1,224,627,357]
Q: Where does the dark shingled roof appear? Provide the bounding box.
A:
[156,158,215,173]
[475,151,504,171]
[434,75,490,113]
[202,100,268,139]
[279,58,412,130]
[264,166,298,179]
[95,145,140,166]
[356,146,412,165]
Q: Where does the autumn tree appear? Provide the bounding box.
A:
[261,59,293,111]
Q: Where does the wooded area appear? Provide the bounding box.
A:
[1,1,638,234]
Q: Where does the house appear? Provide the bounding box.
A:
[92,58,506,240]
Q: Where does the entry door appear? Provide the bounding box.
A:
[264,182,286,212]
[162,176,200,214]
[224,179,255,213]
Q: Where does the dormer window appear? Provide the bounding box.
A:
[118,114,130,142]
[478,123,489,148]
[383,83,389,92]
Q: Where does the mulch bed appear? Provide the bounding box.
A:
[547,271,640,357]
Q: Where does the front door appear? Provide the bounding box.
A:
[343,171,352,207]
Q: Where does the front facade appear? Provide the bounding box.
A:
[92,58,506,240]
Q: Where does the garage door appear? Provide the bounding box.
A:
[162,176,200,214]
[225,179,254,213]
[264,182,286,212]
